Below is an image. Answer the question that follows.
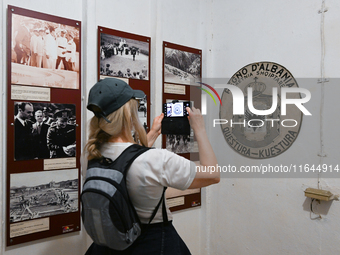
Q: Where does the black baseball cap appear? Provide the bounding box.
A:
[87,78,145,123]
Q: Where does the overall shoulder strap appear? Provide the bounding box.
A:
[148,187,168,225]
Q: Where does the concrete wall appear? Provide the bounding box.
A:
[1,0,339,255]
[207,0,340,254]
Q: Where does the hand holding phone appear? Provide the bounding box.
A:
[161,101,191,135]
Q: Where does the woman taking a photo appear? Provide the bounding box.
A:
[83,78,219,255]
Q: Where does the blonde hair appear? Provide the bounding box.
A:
[85,99,147,160]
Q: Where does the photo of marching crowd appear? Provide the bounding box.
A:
[10,169,78,223]
[99,33,149,80]
[166,134,192,154]
[14,102,76,161]
[11,13,80,89]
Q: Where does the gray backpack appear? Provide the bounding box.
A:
[81,144,167,251]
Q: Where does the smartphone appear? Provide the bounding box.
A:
[163,101,190,117]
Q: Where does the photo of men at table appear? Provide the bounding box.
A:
[14,102,76,161]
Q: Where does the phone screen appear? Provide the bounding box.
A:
[163,101,190,117]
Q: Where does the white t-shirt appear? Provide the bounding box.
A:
[99,142,196,224]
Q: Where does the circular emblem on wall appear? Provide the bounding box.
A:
[220,62,302,159]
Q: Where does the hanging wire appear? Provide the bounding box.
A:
[317,0,327,189]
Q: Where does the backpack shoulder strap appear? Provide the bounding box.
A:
[110,144,151,174]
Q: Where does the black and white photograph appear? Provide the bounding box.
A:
[166,134,192,154]
[165,99,198,154]
[11,13,80,89]
[99,33,149,80]
[164,47,201,85]
[137,96,148,131]
[14,102,76,161]
[9,169,78,223]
